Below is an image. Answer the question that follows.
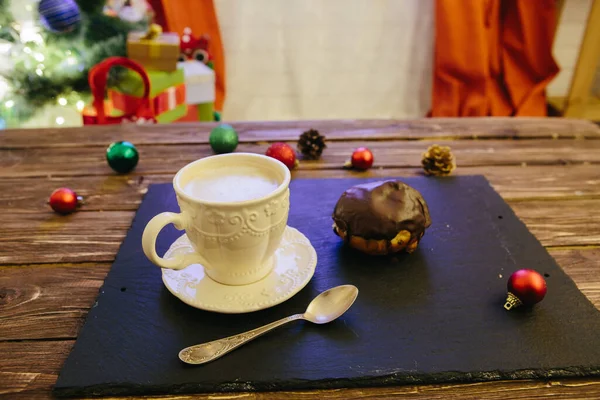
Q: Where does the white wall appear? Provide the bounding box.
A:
[216,0,434,121]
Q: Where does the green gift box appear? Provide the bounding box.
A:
[110,68,187,123]
[178,103,214,122]
[115,68,184,98]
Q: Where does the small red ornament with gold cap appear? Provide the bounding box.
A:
[504,269,547,310]
[48,188,84,215]
[266,142,298,170]
[344,147,374,170]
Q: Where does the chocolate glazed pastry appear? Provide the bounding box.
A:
[332,180,432,255]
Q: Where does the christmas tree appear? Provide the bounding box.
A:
[0,0,150,127]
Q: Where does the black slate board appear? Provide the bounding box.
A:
[54,176,600,397]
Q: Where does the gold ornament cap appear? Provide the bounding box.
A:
[141,24,163,40]
[504,292,523,310]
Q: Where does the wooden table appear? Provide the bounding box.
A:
[2,117,600,399]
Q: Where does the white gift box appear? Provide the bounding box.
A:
[177,61,215,105]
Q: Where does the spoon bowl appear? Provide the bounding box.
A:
[179,284,359,365]
[304,285,359,324]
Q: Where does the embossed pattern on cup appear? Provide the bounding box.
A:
[142,153,292,286]
[177,186,290,285]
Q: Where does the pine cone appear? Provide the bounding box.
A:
[422,144,456,176]
[297,129,326,160]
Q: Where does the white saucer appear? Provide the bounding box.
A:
[161,226,317,313]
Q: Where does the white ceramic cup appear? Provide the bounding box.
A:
[142,153,291,285]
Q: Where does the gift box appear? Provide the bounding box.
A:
[83,57,157,125]
[177,60,215,104]
[177,103,214,122]
[127,30,180,72]
[174,60,215,122]
[110,68,187,123]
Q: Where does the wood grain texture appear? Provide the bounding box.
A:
[1,118,600,399]
[511,199,600,247]
[0,212,133,264]
[2,165,599,214]
[0,250,597,343]
[0,264,111,340]
[1,118,599,149]
[1,196,600,265]
[2,139,600,178]
[0,249,598,399]
[0,340,73,399]
[0,249,599,398]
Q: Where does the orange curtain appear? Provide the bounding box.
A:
[159,0,225,111]
[431,0,560,117]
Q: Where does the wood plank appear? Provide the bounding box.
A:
[0,264,111,340]
[3,139,600,178]
[1,196,600,265]
[0,212,133,264]
[510,199,600,247]
[551,249,600,305]
[2,372,600,400]
[0,249,600,399]
[0,249,599,398]
[0,340,71,399]
[2,165,599,214]
[1,118,599,149]
[0,248,597,342]
[0,372,57,399]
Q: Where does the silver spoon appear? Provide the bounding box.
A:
[179,284,359,365]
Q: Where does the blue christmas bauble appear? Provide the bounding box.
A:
[38,0,81,33]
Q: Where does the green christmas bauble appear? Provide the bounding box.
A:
[209,124,238,154]
[106,141,139,174]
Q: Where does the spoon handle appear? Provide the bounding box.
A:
[179,313,305,365]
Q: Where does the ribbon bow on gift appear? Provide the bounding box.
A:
[140,23,163,41]
[83,57,156,125]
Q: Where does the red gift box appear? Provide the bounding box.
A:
[109,84,186,116]
[82,57,156,125]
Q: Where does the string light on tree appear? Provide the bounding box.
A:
[0,79,8,100]
[1,0,149,127]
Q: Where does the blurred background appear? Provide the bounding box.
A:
[0,0,597,129]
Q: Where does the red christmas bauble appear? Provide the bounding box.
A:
[266,142,297,170]
[504,269,547,310]
[49,188,82,214]
[350,147,374,170]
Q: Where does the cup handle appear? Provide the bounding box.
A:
[142,212,205,270]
